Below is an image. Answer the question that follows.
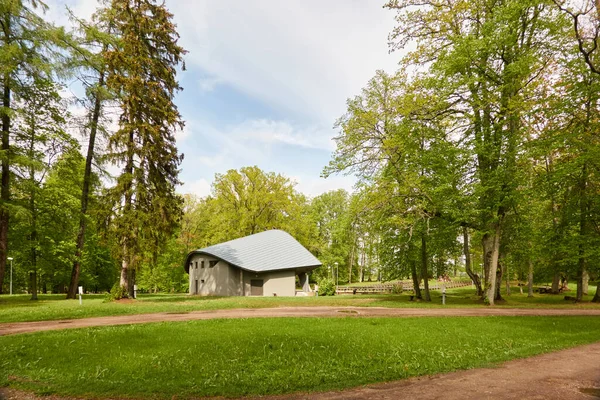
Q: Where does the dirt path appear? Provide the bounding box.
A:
[267,341,600,400]
[2,306,600,336]
[1,341,599,400]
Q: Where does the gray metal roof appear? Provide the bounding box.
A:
[184,230,322,273]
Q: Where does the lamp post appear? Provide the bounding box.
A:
[8,257,13,295]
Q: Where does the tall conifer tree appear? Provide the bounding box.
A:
[103,0,185,297]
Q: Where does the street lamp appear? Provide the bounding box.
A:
[8,257,13,295]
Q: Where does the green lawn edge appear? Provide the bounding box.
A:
[2,316,600,399]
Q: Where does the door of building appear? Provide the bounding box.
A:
[194,279,198,294]
[250,279,263,296]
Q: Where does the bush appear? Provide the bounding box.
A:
[317,278,336,296]
[391,284,403,294]
[105,282,129,301]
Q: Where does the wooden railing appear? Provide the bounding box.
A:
[336,280,473,295]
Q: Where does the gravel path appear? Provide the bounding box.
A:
[1,306,600,336]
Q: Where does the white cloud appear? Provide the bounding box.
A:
[230,119,334,151]
[178,178,212,198]
[292,174,357,198]
[170,0,400,124]
[197,76,224,92]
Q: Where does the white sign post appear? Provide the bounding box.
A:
[78,286,83,305]
[442,284,446,305]
[133,284,138,299]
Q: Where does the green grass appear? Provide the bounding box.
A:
[1,316,600,398]
[1,285,599,324]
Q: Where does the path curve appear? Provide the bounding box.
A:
[2,306,600,336]
[266,341,600,400]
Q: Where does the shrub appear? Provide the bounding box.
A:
[105,282,129,301]
[317,278,336,296]
[391,284,403,294]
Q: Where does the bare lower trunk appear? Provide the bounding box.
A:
[504,259,510,296]
[120,239,129,295]
[463,227,482,296]
[485,222,502,305]
[410,259,421,299]
[348,242,355,284]
[527,260,534,297]
[592,283,600,303]
[582,270,589,295]
[551,271,560,294]
[0,68,11,293]
[29,271,37,300]
[495,261,503,302]
[421,234,431,302]
[482,233,493,289]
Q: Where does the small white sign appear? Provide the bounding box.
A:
[133,285,138,291]
[78,286,83,294]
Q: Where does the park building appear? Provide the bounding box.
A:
[184,230,321,297]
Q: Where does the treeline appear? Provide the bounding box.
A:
[0,0,184,299]
[323,0,600,304]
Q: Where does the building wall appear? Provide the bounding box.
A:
[188,255,235,296]
[242,269,296,297]
[188,254,297,297]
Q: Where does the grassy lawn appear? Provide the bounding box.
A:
[1,316,600,398]
[1,285,599,324]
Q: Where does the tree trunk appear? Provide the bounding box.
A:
[0,68,11,293]
[592,283,600,303]
[67,71,106,299]
[410,259,421,299]
[551,271,560,294]
[29,271,37,300]
[576,162,587,302]
[463,227,482,296]
[482,233,493,289]
[527,260,534,297]
[120,243,129,294]
[485,222,502,305]
[348,241,355,284]
[582,270,589,296]
[421,234,431,302]
[504,258,510,296]
[495,260,503,302]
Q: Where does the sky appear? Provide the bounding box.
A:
[46,0,400,198]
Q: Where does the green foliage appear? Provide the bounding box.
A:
[105,282,128,301]
[317,278,336,296]
[2,317,600,398]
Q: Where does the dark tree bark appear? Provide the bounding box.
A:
[463,227,482,296]
[410,259,422,300]
[592,283,600,303]
[551,271,560,294]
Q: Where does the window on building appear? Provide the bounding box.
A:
[209,260,218,268]
[195,261,198,269]
[200,261,205,268]
[201,279,205,284]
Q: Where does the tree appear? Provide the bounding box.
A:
[66,5,116,299]
[12,79,71,299]
[103,0,186,298]
[385,0,568,304]
[0,0,66,293]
